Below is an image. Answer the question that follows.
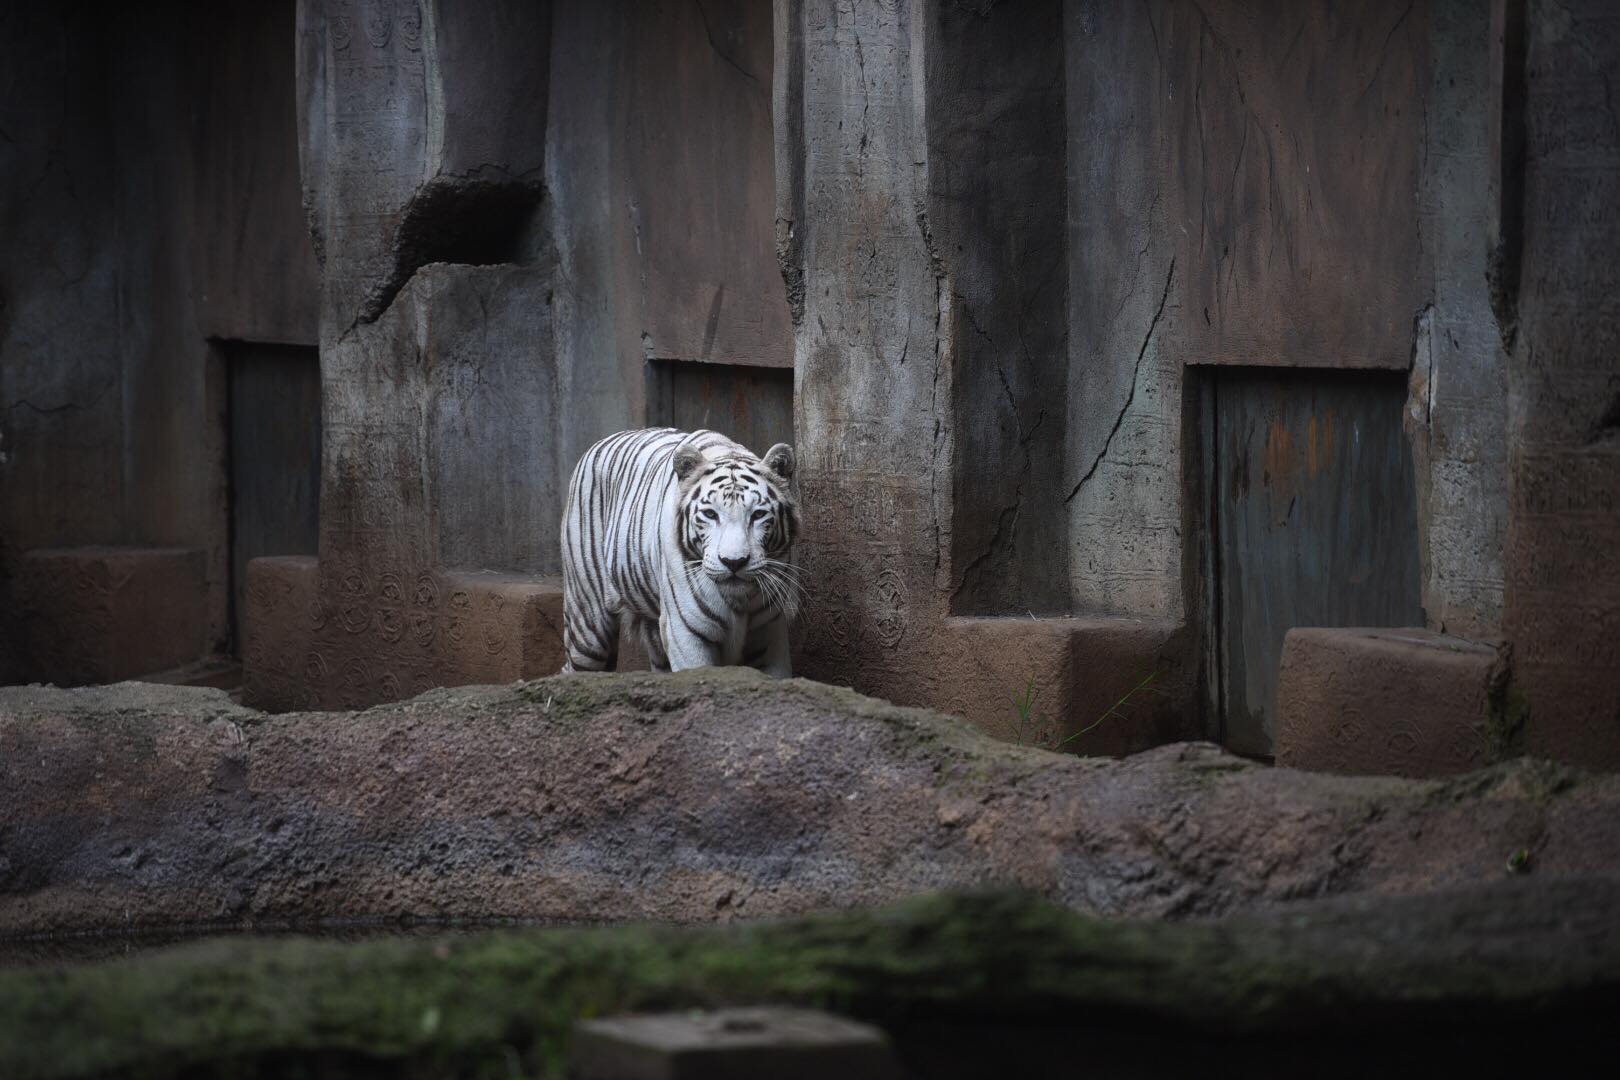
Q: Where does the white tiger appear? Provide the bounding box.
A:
[560,427,802,676]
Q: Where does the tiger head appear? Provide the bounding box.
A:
[673,440,800,607]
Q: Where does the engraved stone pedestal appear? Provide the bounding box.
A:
[241,556,567,711]
[15,547,207,686]
[1276,627,1508,777]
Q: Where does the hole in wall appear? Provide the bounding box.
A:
[358,177,544,324]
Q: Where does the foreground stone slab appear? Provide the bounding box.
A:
[3,671,1618,938]
[572,1007,900,1080]
[1,884,1616,1078]
[1276,627,1512,777]
[13,546,207,686]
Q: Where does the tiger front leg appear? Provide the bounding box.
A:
[658,606,729,671]
[743,610,792,678]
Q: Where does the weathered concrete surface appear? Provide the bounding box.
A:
[1408,0,1511,639]
[4,671,1618,939]
[241,556,566,711]
[0,2,317,683]
[12,547,207,687]
[4,883,1619,1078]
[926,615,1196,756]
[1502,0,1620,768]
[1276,627,1511,777]
[929,0,1069,617]
[776,0,1203,748]
[1065,0,1430,622]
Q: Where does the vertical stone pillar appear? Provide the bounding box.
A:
[276,0,558,707]
[1063,1,1184,623]
[778,1,1194,745]
[1409,0,1511,640]
[778,0,951,701]
[1505,0,1620,766]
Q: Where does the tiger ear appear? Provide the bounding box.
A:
[762,442,795,481]
[673,444,706,482]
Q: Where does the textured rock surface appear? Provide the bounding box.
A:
[3,883,1618,1078]
[3,672,1618,939]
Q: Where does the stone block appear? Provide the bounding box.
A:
[932,616,1197,757]
[241,559,566,711]
[433,570,567,686]
[240,556,319,710]
[571,1007,901,1080]
[1276,627,1506,777]
[14,547,206,686]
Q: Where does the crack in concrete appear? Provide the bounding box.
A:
[1066,258,1176,505]
[951,408,1045,601]
[946,284,1046,599]
[852,22,871,172]
[916,200,948,576]
[5,380,116,417]
[1354,0,1416,106]
[692,0,762,86]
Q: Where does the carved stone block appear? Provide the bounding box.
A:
[433,570,566,686]
[241,557,566,711]
[930,615,1195,757]
[240,556,320,711]
[15,547,207,686]
[1276,627,1506,778]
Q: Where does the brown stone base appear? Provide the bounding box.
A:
[13,546,208,686]
[241,557,567,711]
[1276,627,1509,777]
[929,616,1197,756]
[243,558,1192,753]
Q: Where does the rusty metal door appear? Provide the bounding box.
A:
[1213,368,1423,756]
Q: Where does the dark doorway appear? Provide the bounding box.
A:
[225,342,320,654]
[1209,368,1423,756]
[646,359,793,459]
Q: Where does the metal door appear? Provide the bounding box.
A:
[227,342,321,652]
[646,359,793,458]
[1213,368,1423,756]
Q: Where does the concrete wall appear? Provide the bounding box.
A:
[254,0,794,708]
[0,1,317,682]
[1066,0,1430,624]
[4,1,1615,767]
[1505,0,1620,767]
[932,0,1069,617]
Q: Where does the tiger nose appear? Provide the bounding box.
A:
[720,554,750,573]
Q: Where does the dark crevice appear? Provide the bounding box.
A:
[692,0,761,86]
[1489,0,1526,351]
[354,175,544,329]
[1589,391,1620,445]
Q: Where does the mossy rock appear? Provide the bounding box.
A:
[4,880,1618,1078]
